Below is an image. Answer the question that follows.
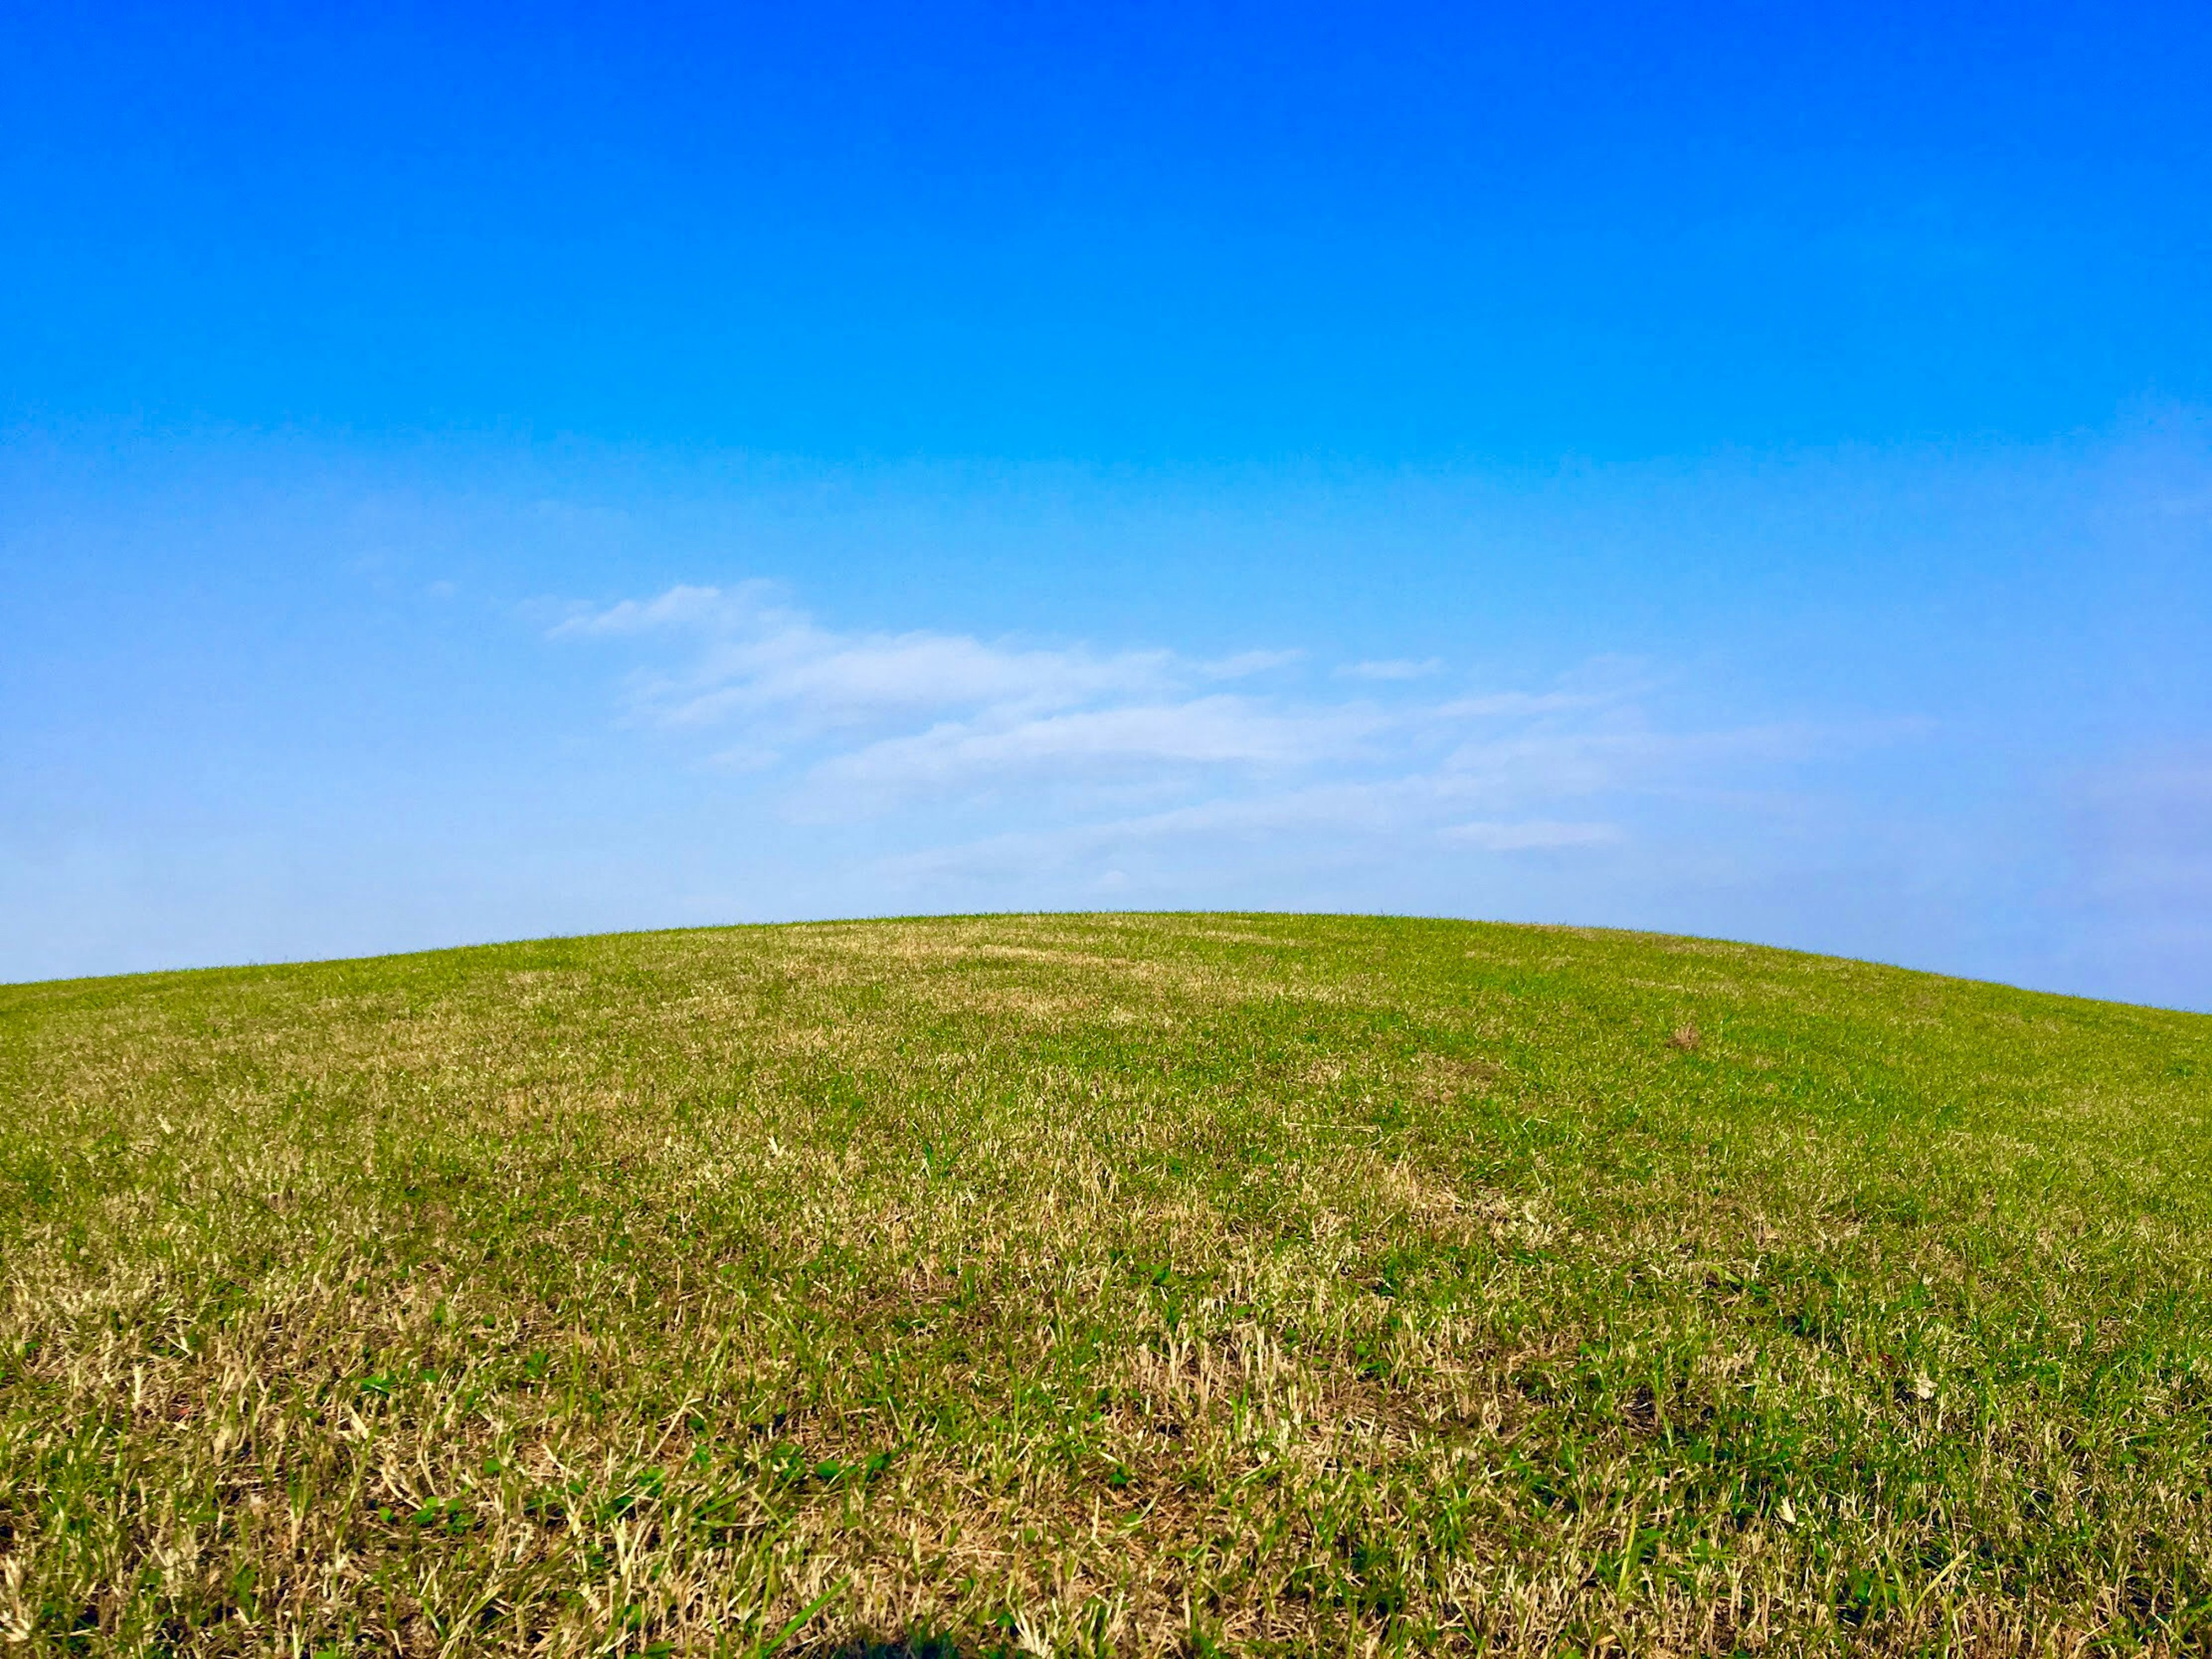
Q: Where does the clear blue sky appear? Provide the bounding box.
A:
[5,1,2209,1006]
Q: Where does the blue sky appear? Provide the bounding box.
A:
[4,2,2210,1006]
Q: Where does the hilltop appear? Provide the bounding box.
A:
[2,915,2209,1654]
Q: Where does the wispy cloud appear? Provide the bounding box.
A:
[868,783,1628,889]
[815,697,1382,795]
[553,582,1904,885]
[1442,819,1624,850]
[556,583,1176,733]
[548,582,742,637]
[1338,657,1442,680]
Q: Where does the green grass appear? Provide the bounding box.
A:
[2,914,2210,1656]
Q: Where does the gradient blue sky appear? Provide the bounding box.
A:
[5,1,2210,1006]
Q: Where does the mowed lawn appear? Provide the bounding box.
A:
[2,915,2209,1656]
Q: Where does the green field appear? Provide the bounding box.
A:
[2,915,2209,1655]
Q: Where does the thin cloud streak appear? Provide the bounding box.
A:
[814,697,1383,792]
[554,583,1921,899]
[558,582,1178,732]
[1339,657,1442,680]
[1444,820,1624,850]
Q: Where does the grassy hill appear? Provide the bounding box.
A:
[2,914,2209,1655]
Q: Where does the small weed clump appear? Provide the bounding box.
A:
[1,914,2209,1654]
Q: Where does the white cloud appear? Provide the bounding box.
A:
[1200,649,1304,679]
[550,582,753,637]
[556,582,1903,888]
[1338,657,1442,680]
[1431,718,1920,801]
[1441,819,1624,851]
[861,782,1630,894]
[1432,691,1609,718]
[671,631,1173,729]
[556,583,1176,732]
[814,697,1384,793]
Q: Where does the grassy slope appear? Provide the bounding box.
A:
[1,914,2209,1656]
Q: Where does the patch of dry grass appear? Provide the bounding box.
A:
[2,914,2210,1654]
